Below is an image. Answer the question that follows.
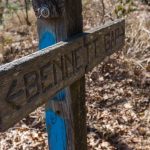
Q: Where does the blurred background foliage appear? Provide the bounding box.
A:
[0,0,32,26]
[0,0,149,26]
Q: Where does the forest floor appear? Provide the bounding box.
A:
[0,0,150,150]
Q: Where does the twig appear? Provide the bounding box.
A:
[13,9,23,25]
[143,28,150,35]
[101,0,105,24]
[24,0,31,26]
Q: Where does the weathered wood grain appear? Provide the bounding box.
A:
[0,19,125,131]
[64,0,87,149]
[33,0,80,149]
[70,76,87,150]
[32,0,65,18]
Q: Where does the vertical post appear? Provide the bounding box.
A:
[32,0,87,150]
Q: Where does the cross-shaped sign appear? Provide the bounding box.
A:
[0,0,125,149]
[0,18,125,130]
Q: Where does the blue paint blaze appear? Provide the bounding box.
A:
[53,89,66,101]
[39,31,56,50]
[39,31,66,101]
[39,31,67,150]
[46,109,67,150]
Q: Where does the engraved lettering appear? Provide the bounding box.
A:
[6,79,24,109]
[115,28,120,44]
[93,38,99,58]
[73,48,82,71]
[85,42,96,64]
[118,25,125,44]
[24,71,40,101]
[104,32,111,51]
[1,21,125,120]
[53,56,64,84]
[94,37,102,58]
[40,62,54,93]
[111,30,116,49]
[104,27,124,51]
[64,53,74,78]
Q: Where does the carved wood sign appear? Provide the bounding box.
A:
[0,19,125,131]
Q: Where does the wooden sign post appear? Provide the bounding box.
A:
[32,0,86,149]
[0,0,125,149]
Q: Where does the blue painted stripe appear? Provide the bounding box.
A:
[39,31,67,150]
[39,31,56,50]
[39,31,66,101]
[46,109,67,150]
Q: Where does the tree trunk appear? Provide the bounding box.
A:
[24,0,31,26]
[0,0,4,24]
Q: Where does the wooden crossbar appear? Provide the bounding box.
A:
[0,19,125,131]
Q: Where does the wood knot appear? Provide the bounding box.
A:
[32,0,65,19]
